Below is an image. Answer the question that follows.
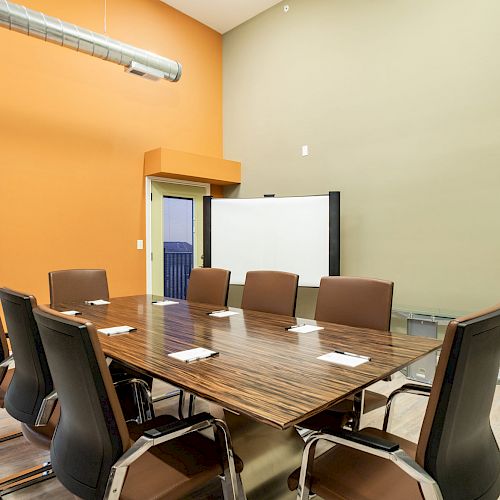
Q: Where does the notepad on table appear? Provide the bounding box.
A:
[61,310,81,316]
[152,300,179,306]
[98,326,136,336]
[85,299,111,305]
[288,324,324,334]
[168,347,218,363]
[209,310,239,318]
[317,351,370,367]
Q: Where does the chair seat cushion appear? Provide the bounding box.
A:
[288,427,422,500]
[123,415,242,500]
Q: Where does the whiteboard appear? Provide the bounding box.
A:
[210,196,332,286]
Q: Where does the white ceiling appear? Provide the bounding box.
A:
[161,0,282,34]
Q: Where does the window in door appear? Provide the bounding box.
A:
[162,196,193,299]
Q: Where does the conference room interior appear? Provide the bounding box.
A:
[0,1,499,499]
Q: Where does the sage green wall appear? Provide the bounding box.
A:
[223,0,500,316]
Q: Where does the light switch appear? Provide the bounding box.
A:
[137,240,144,250]
[301,145,309,156]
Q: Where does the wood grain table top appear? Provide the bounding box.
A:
[52,295,442,430]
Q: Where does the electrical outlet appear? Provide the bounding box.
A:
[301,145,309,156]
[137,240,144,250]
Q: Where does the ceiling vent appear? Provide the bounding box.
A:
[0,0,182,83]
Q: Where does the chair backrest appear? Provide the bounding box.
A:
[49,269,109,306]
[186,268,231,307]
[416,305,500,500]
[33,305,129,500]
[314,276,394,331]
[0,288,54,424]
[241,270,299,317]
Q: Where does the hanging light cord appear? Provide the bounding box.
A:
[104,0,107,33]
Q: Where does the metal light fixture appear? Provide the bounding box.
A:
[0,0,182,82]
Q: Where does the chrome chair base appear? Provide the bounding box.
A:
[0,462,55,496]
[0,431,23,443]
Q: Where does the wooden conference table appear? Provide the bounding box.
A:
[52,295,442,496]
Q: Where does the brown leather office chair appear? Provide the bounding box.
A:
[300,276,394,431]
[48,268,109,305]
[0,288,59,494]
[33,305,245,500]
[315,276,393,330]
[182,267,231,416]
[186,267,231,307]
[241,270,299,316]
[289,304,500,500]
[49,268,154,423]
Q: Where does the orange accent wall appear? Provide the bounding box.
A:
[0,0,222,306]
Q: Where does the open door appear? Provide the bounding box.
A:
[151,181,206,298]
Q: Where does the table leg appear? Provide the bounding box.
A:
[213,406,304,500]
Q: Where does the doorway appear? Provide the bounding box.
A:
[149,180,207,298]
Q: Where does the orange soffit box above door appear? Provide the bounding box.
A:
[144,148,241,185]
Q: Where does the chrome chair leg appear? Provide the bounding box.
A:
[178,390,185,419]
[352,390,365,431]
[188,394,197,417]
[214,418,239,500]
[114,378,154,424]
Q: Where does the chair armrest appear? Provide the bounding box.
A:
[383,383,432,431]
[0,355,14,369]
[144,412,214,442]
[35,390,58,426]
[326,428,399,453]
[395,383,432,394]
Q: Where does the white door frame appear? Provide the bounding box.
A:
[145,176,210,294]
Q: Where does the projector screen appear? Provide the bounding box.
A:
[206,194,339,287]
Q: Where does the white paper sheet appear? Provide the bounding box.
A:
[61,310,80,316]
[209,310,239,318]
[85,299,111,305]
[152,300,179,306]
[317,351,369,367]
[98,326,136,336]
[288,324,324,334]
[168,347,218,362]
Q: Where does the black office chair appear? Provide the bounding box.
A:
[0,288,58,494]
[0,287,153,495]
[289,304,500,500]
[34,305,245,500]
[0,319,22,444]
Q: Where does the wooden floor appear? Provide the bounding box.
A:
[1,375,499,500]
